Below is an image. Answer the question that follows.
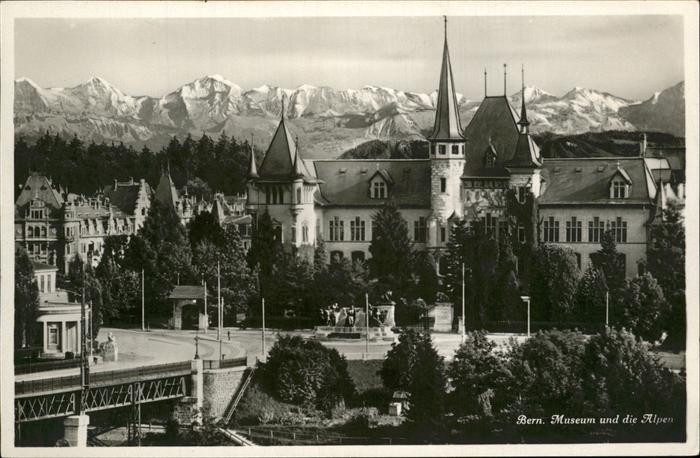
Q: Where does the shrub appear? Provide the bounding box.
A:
[580,327,683,417]
[380,328,423,391]
[259,335,356,412]
[406,332,447,440]
[618,273,669,342]
[448,330,515,417]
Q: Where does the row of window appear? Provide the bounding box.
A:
[327,216,431,243]
[543,216,628,243]
[430,144,463,156]
[24,226,57,238]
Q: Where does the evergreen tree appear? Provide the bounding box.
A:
[530,244,580,321]
[406,332,447,440]
[574,266,608,323]
[590,230,626,300]
[619,272,669,342]
[646,202,685,344]
[187,210,225,250]
[369,201,413,296]
[15,247,39,349]
[380,328,423,392]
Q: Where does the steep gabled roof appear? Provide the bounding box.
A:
[155,170,179,210]
[427,31,464,141]
[539,157,655,205]
[313,159,430,207]
[103,179,152,215]
[462,96,521,176]
[15,174,64,210]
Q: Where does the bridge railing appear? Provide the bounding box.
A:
[15,361,193,396]
[202,357,247,370]
[15,358,82,375]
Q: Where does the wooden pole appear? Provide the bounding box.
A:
[365,293,369,359]
[203,280,208,333]
[605,291,609,327]
[217,261,221,341]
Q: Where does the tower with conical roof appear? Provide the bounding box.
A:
[246,96,322,254]
[506,66,543,198]
[428,16,466,248]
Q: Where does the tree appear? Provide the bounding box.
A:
[369,202,413,296]
[409,250,438,304]
[15,247,39,349]
[260,335,355,411]
[530,244,580,321]
[128,199,193,317]
[448,330,515,417]
[187,210,225,250]
[406,332,447,440]
[65,255,105,338]
[618,273,669,342]
[590,230,626,300]
[581,327,683,417]
[646,202,685,344]
[574,266,608,323]
[506,329,586,416]
[247,211,282,301]
[380,329,423,392]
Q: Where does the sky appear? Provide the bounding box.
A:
[15,15,684,101]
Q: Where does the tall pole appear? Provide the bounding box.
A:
[461,263,466,342]
[261,297,266,362]
[365,293,369,359]
[503,63,507,96]
[141,269,145,331]
[527,298,531,338]
[203,280,208,333]
[80,266,87,414]
[217,261,221,341]
[605,291,609,327]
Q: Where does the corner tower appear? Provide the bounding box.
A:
[428,17,466,247]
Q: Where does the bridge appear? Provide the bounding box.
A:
[15,357,247,424]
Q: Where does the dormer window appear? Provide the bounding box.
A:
[612,180,627,199]
[438,144,446,155]
[372,181,387,199]
[485,154,496,168]
[451,144,460,155]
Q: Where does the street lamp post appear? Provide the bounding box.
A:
[194,334,200,360]
[141,269,145,332]
[520,295,531,338]
[261,297,266,362]
[80,268,89,414]
[461,263,466,342]
[365,293,369,360]
[605,291,609,328]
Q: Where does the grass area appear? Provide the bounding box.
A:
[346,359,384,392]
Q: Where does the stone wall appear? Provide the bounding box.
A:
[201,366,248,420]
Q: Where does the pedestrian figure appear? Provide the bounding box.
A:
[228,330,231,341]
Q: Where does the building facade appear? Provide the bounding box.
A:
[246,24,682,279]
[15,174,152,273]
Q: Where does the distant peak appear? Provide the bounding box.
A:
[16,76,41,88]
[296,84,318,91]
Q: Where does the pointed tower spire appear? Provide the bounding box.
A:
[247,134,258,179]
[427,16,464,141]
[518,64,530,133]
[292,135,305,178]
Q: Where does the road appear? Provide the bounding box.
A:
[16,326,685,381]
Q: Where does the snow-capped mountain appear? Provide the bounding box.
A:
[14,75,684,158]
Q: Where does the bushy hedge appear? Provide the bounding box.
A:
[258,335,356,412]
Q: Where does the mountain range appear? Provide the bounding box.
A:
[14,75,684,159]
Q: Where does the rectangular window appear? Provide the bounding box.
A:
[440,178,446,193]
[372,181,387,199]
[350,217,365,241]
[48,325,58,345]
[588,217,605,242]
[39,275,45,293]
[440,227,446,243]
[302,225,309,243]
[517,186,527,204]
[609,217,628,243]
[517,224,526,243]
[612,181,626,199]
[329,217,344,242]
[482,213,497,236]
[451,144,460,155]
[574,252,581,269]
[438,144,446,155]
[566,217,582,242]
[543,217,559,242]
[291,225,296,243]
[413,217,427,243]
[351,251,365,264]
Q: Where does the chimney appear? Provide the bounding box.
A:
[639,133,647,157]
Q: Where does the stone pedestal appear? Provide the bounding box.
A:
[374,304,396,328]
[198,313,209,333]
[102,341,118,362]
[428,303,454,332]
[63,414,89,447]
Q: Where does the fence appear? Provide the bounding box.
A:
[238,425,406,445]
[15,358,82,375]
